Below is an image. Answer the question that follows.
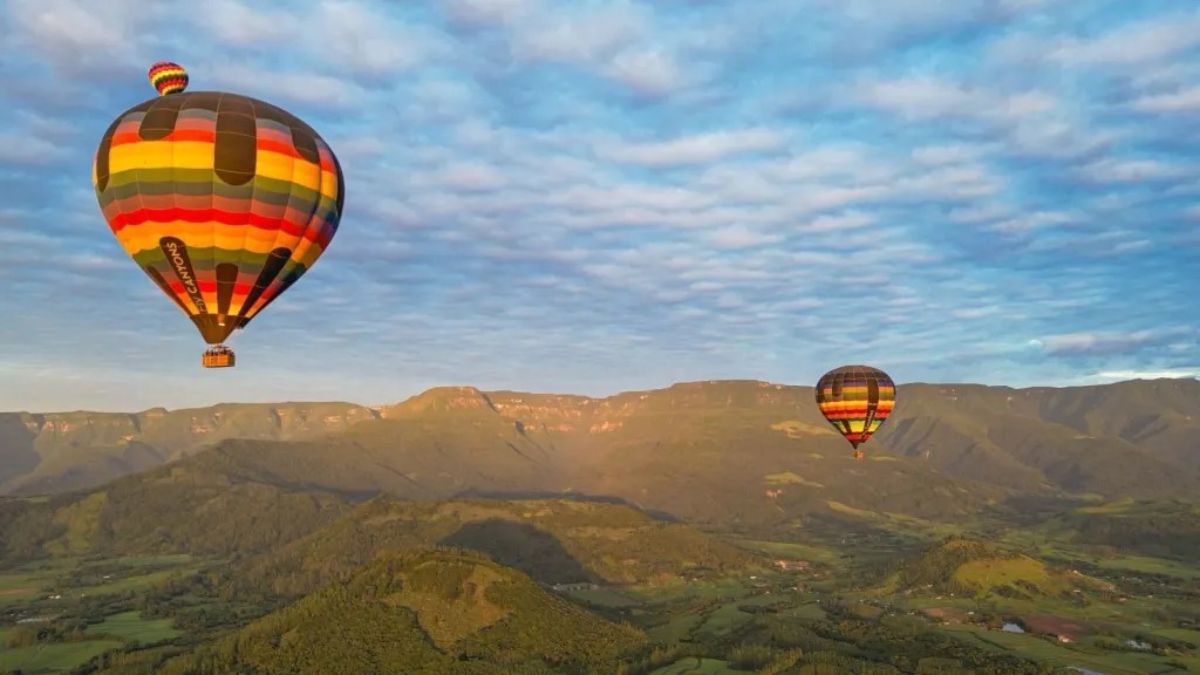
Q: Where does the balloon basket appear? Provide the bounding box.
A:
[202,345,235,368]
[853,450,864,460]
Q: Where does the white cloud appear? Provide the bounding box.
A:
[199,0,437,76]
[434,162,509,191]
[1089,368,1200,382]
[1076,158,1190,184]
[6,0,152,70]
[1132,87,1200,113]
[1038,330,1161,356]
[1049,14,1200,66]
[599,128,785,166]
[314,1,442,76]
[509,2,648,62]
[987,211,1075,234]
[439,0,535,25]
[207,63,368,108]
[952,306,1001,319]
[948,204,1010,224]
[197,0,299,45]
[0,134,64,164]
[857,77,980,119]
[704,224,782,250]
[912,144,987,165]
[805,211,875,232]
[604,48,686,95]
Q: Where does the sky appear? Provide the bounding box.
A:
[1,0,1198,411]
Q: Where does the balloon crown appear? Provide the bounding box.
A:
[148,61,189,96]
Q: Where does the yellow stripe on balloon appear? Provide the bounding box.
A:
[108,142,216,173]
[118,222,298,255]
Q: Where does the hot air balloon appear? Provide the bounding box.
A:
[815,365,895,459]
[92,62,345,368]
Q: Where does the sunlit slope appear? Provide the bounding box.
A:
[156,548,646,675]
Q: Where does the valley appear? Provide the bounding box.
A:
[0,379,1197,674]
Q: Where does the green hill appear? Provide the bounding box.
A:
[153,548,646,675]
[0,459,352,560]
[228,497,761,598]
[884,536,1107,601]
[1035,498,1200,559]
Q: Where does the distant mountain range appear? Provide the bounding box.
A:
[1,379,1197,529]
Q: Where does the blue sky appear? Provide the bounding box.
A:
[1,0,1198,411]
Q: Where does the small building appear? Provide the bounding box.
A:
[774,559,810,572]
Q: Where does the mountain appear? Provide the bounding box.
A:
[228,496,761,599]
[0,402,378,495]
[875,379,1200,497]
[152,548,646,675]
[2,379,1197,523]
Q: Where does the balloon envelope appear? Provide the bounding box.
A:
[93,84,344,348]
[815,365,896,451]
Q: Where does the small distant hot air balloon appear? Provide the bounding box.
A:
[815,365,895,459]
[93,62,345,368]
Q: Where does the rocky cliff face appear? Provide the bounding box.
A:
[0,403,379,494]
[2,378,1197,506]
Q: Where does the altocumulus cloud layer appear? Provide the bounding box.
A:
[0,0,1197,411]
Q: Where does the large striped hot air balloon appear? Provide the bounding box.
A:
[815,365,896,459]
[92,62,345,368]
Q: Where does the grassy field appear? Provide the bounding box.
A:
[938,623,1155,675]
[563,585,642,608]
[78,568,190,596]
[647,610,707,644]
[86,610,181,644]
[1,555,203,607]
[0,558,80,606]
[649,657,738,674]
[730,539,841,565]
[0,637,123,674]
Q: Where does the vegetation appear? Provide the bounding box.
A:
[1,379,1199,673]
[155,548,646,674]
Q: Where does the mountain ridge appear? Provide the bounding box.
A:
[2,379,1197,517]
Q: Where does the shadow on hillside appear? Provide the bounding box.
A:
[440,519,597,585]
[986,494,1087,526]
[451,488,681,523]
[0,415,41,491]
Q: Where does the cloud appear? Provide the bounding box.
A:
[805,211,875,232]
[1037,330,1165,356]
[206,63,369,108]
[598,128,785,166]
[1,0,1197,409]
[440,0,535,25]
[1076,158,1191,184]
[1048,13,1200,66]
[912,144,988,165]
[1088,368,1200,383]
[604,48,687,95]
[443,0,701,95]
[197,0,300,45]
[703,224,782,250]
[1131,87,1200,113]
[0,135,65,165]
[987,211,1076,234]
